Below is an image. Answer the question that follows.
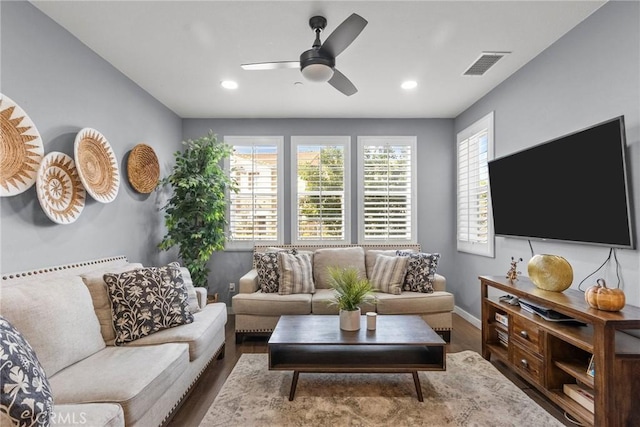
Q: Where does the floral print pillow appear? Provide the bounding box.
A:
[254,249,297,293]
[396,251,441,293]
[0,316,53,427]
[104,264,194,345]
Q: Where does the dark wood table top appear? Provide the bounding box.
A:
[269,314,445,346]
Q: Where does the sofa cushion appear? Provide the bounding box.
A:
[1,276,106,377]
[0,316,53,427]
[80,263,145,345]
[313,247,366,289]
[49,344,189,427]
[278,252,315,295]
[397,251,441,293]
[311,289,377,315]
[365,249,415,279]
[121,303,227,361]
[232,292,312,316]
[52,403,124,427]
[103,265,194,345]
[254,249,297,293]
[374,291,455,314]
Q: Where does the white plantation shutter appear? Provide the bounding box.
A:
[225,136,283,249]
[358,136,416,243]
[292,136,350,244]
[457,112,494,257]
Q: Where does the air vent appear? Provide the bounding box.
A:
[464,52,510,76]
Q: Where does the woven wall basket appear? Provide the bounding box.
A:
[127,143,159,193]
[0,93,45,197]
[36,152,86,224]
[74,128,120,203]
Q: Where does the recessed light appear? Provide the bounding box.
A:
[221,80,238,90]
[401,80,418,90]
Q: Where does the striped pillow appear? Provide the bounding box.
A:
[370,254,409,295]
[278,252,315,295]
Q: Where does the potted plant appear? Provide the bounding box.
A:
[327,266,375,331]
[159,131,237,288]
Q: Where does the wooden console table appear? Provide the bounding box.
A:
[480,275,640,426]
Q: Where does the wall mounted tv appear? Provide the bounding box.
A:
[488,115,634,249]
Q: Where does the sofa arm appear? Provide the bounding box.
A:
[433,274,446,292]
[239,269,259,293]
[195,287,207,308]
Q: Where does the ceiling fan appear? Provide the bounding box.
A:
[241,13,368,96]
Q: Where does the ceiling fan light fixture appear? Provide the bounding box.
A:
[220,80,238,90]
[401,80,418,90]
[301,63,334,82]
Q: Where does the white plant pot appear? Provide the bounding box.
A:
[339,307,361,331]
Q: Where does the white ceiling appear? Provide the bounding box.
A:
[31,1,606,119]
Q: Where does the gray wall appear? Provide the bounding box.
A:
[0,1,182,272]
[452,0,640,321]
[182,119,455,302]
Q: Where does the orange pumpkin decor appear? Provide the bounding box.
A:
[585,278,626,312]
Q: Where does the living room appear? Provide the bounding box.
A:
[1,1,639,426]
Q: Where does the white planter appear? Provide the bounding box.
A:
[339,307,361,331]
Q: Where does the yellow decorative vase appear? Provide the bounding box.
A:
[527,254,573,292]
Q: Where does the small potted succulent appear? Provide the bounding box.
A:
[327,266,375,331]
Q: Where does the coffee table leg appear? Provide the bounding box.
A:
[289,371,300,401]
[412,371,424,402]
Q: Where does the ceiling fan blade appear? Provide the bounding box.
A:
[328,68,358,96]
[241,61,300,71]
[321,13,368,58]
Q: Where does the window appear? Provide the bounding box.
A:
[457,112,494,257]
[224,136,283,249]
[357,136,417,243]
[291,136,350,244]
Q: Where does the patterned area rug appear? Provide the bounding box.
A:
[200,350,564,427]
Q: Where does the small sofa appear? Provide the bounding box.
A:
[0,256,227,427]
[232,244,455,343]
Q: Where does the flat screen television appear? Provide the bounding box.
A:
[487,115,634,249]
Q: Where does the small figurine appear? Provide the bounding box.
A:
[506,257,523,281]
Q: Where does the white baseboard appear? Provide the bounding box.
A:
[454,305,481,330]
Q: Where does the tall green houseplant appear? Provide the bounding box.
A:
[159,131,237,287]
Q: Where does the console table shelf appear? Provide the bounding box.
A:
[480,275,640,427]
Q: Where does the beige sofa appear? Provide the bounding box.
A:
[232,244,454,343]
[1,256,227,427]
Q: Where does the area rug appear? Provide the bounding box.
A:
[199,350,564,427]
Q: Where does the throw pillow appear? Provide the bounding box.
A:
[397,251,441,293]
[278,252,315,295]
[148,262,199,314]
[0,316,53,427]
[178,266,201,314]
[370,254,410,295]
[103,264,194,345]
[254,249,297,293]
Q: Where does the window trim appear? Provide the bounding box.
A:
[357,136,417,244]
[456,111,495,257]
[224,135,284,250]
[291,136,351,245]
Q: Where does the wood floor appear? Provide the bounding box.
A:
[167,313,573,427]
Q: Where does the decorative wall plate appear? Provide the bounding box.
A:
[36,152,86,224]
[0,93,45,196]
[127,143,160,193]
[74,127,120,203]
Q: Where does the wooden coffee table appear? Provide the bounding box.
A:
[268,314,446,401]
